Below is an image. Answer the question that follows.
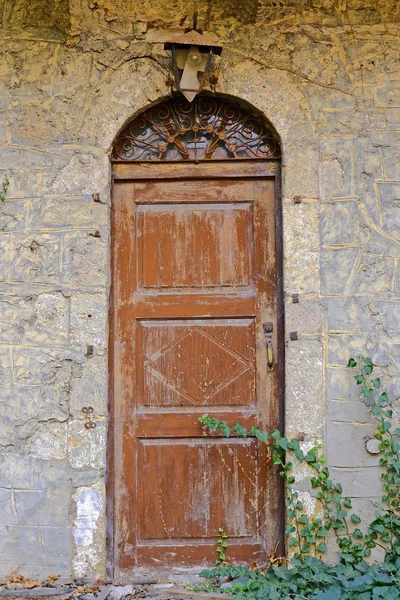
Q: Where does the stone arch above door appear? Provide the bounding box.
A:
[111,95,281,161]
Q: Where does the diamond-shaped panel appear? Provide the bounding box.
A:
[145,328,251,405]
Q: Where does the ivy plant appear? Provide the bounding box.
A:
[0,175,9,202]
[197,355,400,598]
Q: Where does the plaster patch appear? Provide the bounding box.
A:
[73,488,101,547]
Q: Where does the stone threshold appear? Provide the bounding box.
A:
[0,584,229,600]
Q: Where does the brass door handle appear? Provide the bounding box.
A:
[263,322,274,372]
[266,340,274,371]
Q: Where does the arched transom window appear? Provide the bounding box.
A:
[112,96,280,161]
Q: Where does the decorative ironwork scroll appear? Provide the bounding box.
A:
[112,96,280,161]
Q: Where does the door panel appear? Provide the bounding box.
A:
[111,170,282,574]
[139,319,255,408]
[137,203,253,289]
[138,438,258,540]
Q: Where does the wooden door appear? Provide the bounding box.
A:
[110,161,283,575]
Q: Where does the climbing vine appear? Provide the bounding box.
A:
[197,356,400,599]
[0,175,9,202]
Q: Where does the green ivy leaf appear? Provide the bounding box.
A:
[347,358,357,368]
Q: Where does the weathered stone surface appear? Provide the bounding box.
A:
[285,339,324,436]
[15,483,72,527]
[28,422,68,460]
[70,293,107,349]
[327,400,371,424]
[0,488,17,525]
[60,233,107,287]
[285,295,324,334]
[27,196,108,231]
[327,422,379,468]
[0,200,27,231]
[325,296,382,333]
[0,292,70,345]
[319,139,353,199]
[320,201,366,246]
[321,247,360,294]
[68,419,106,470]
[11,234,62,284]
[70,355,107,414]
[283,203,320,294]
[329,466,383,498]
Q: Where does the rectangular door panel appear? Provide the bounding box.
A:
[138,438,259,541]
[137,203,253,290]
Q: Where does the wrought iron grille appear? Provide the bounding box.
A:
[112,96,280,161]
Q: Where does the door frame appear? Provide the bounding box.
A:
[107,159,284,579]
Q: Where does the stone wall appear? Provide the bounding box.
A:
[0,0,399,579]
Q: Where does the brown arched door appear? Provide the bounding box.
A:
[109,96,283,576]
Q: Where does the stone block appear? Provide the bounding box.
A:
[0,384,69,447]
[374,83,400,107]
[381,137,400,181]
[371,300,399,336]
[315,108,385,136]
[327,367,359,401]
[60,232,107,287]
[70,355,107,415]
[10,105,69,146]
[70,292,107,349]
[283,203,320,294]
[0,525,42,569]
[285,339,324,436]
[0,292,70,345]
[0,234,11,281]
[381,203,400,239]
[0,453,35,489]
[385,107,400,127]
[327,399,371,424]
[319,139,353,199]
[325,296,381,333]
[0,488,17,525]
[327,333,368,366]
[27,196,108,230]
[73,487,102,548]
[285,296,324,334]
[68,419,106,470]
[320,201,366,246]
[13,346,83,387]
[0,147,71,170]
[0,346,12,387]
[28,422,68,460]
[283,139,319,198]
[49,153,110,196]
[346,254,395,297]
[329,466,383,497]
[13,346,68,385]
[11,233,62,284]
[41,527,72,570]
[353,137,384,224]
[327,421,379,468]
[0,168,44,199]
[15,483,72,527]
[0,200,27,231]
[321,247,360,294]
